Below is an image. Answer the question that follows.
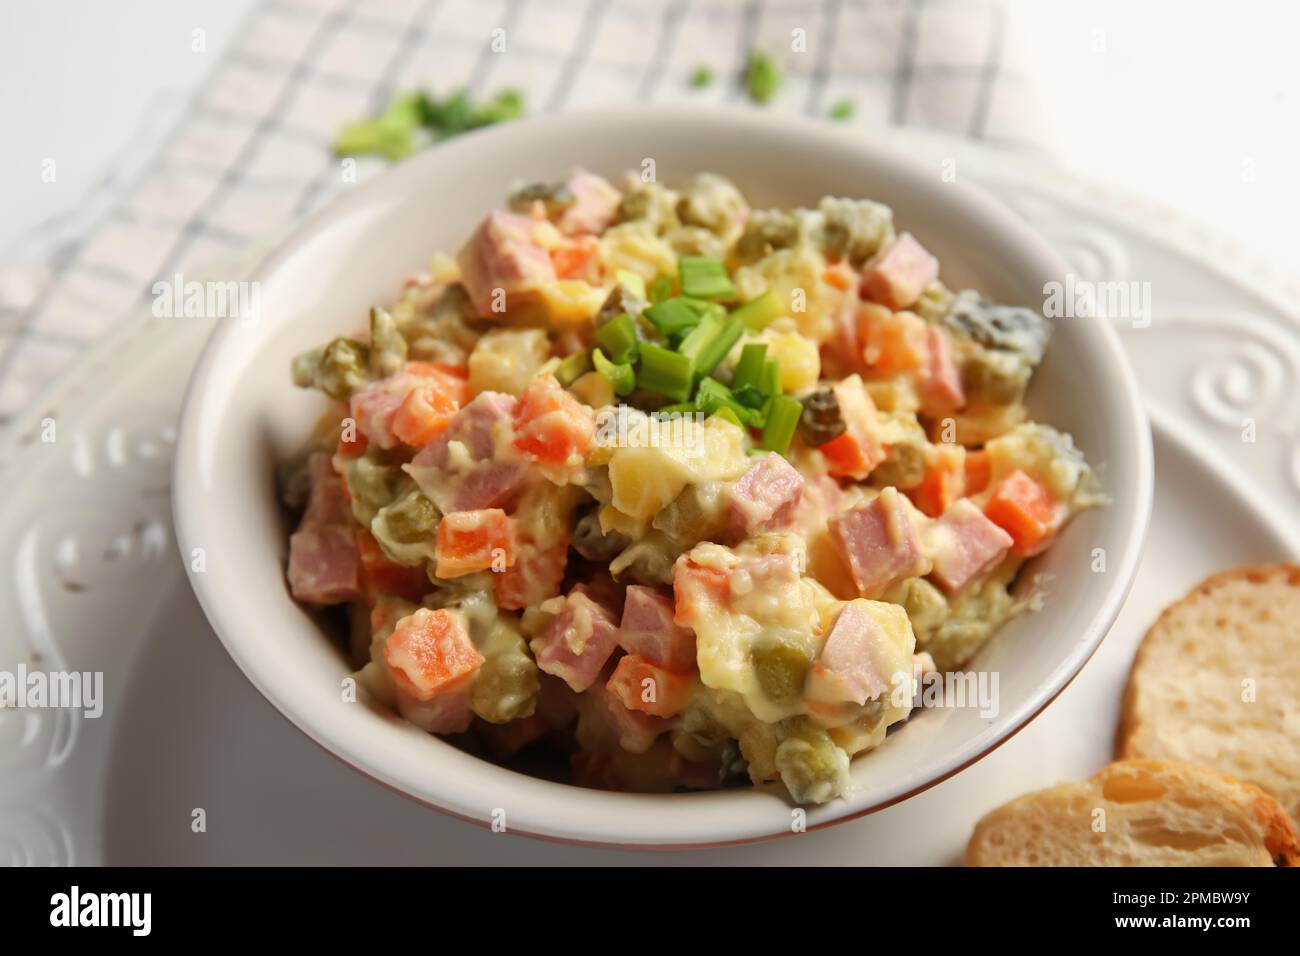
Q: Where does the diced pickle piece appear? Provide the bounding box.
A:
[945,291,1050,365]
[962,347,1032,404]
[869,441,926,491]
[297,336,372,400]
[572,509,630,562]
[653,480,730,547]
[471,618,541,724]
[379,487,438,544]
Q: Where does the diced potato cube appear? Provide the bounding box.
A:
[467,328,550,396]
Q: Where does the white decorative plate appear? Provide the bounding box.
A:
[2,134,1296,865]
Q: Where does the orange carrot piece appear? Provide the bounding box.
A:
[983,469,1061,556]
[435,508,516,578]
[964,449,991,495]
[391,384,458,446]
[605,654,694,718]
[384,608,483,700]
[908,444,966,518]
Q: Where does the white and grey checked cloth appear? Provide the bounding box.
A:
[0,0,1046,421]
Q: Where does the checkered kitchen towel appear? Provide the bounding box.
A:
[0,0,1045,420]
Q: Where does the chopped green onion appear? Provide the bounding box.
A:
[732,288,785,330]
[709,406,743,428]
[335,118,415,160]
[761,357,782,395]
[745,50,782,105]
[696,377,763,427]
[732,384,767,409]
[643,297,702,339]
[636,342,694,401]
[555,350,593,386]
[595,313,639,364]
[679,314,744,379]
[657,402,698,416]
[678,257,735,300]
[689,65,714,89]
[761,394,803,454]
[732,343,768,392]
[649,276,675,304]
[592,349,635,396]
[614,270,647,301]
[828,98,855,121]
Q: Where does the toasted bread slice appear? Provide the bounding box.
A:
[1117,564,1300,824]
[966,760,1299,866]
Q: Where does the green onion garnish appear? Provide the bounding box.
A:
[732,342,768,392]
[678,257,735,300]
[636,342,694,401]
[745,50,782,105]
[761,357,782,395]
[555,349,593,386]
[595,313,639,364]
[649,276,675,304]
[709,406,743,428]
[696,377,763,427]
[592,349,635,396]
[679,314,744,379]
[643,297,702,339]
[761,394,803,454]
[657,402,698,416]
[732,288,784,330]
[614,270,647,301]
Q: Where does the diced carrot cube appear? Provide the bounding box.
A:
[550,235,602,281]
[513,374,596,466]
[384,608,483,701]
[823,262,857,291]
[337,423,369,458]
[964,449,991,495]
[435,508,516,578]
[406,361,470,404]
[983,469,1062,556]
[858,308,930,375]
[820,375,887,480]
[356,529,430,602]
[606,654,694,718]
[908,444,966,518]
[391,384,458,446]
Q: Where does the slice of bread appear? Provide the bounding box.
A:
[966,760,1299,866]
[1117,564,1300,824]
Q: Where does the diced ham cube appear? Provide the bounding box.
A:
[829,487,931,598]
[435,508,516,578]
[805,602,897,705]
[512,374,596,470]
[924,499,1013,593]
[493,538,569,610]
[726,453,806,542]
[606,654,695,718]
[581,681,670,754]
[456,210,557,318]
[404,391,525,513]
[557,168,622,236]
[288,525,362,604]
[862,232,939,310]
[384,608,484,702]
[396,686,473,735]
[302,452,352,528]
[618,585,697,672]
[530,589,621,692]
[917,326,965,417]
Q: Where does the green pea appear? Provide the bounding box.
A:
[384,490,438,544]
[752,635,812,704]
[316,336,372,400]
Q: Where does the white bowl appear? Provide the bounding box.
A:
[173,106,1153,848]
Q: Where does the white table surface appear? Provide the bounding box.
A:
[2,0,1297,273]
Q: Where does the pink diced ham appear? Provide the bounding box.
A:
[456,210,557,317]
[924,499,1013,593]
[395,685,473,734]
[287,525,362,604]
[557,168,622,235]
[618,585,697,672]
[404,391,525,512]
[726,453,806,542]
[493,538,569,611]
[583,681,669,754]
[530,589,621,692]
[805,603,896,705]
[302,453,352,527]
[917,326,966,417]
[862,232,939,310]
[829,487,930,598]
